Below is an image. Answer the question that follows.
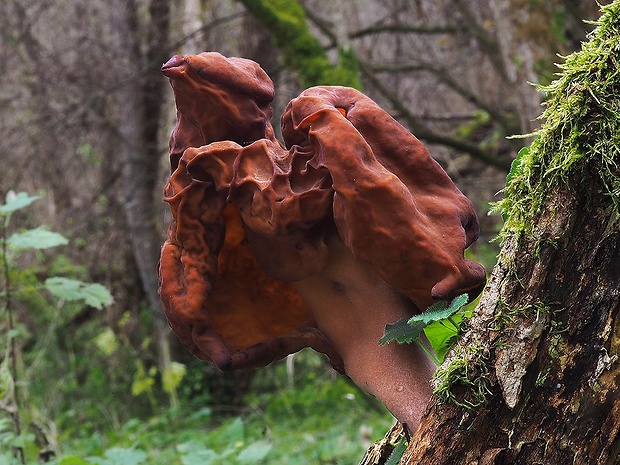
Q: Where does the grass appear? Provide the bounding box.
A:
[54,351,394,465]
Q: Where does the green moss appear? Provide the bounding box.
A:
[239,0,362,89]
[432,338,493,409]
[488,299,549,337]
[434,300,549,407]
[496,1,620,242]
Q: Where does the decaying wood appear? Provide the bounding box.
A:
[398,180,619,464]
[358,422,405,465]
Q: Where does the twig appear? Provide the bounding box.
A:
[1,217,25,464]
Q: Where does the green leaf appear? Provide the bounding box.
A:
[0,360,15,410]
[131,362,155,397]
[45,277,113,309]
[103,448,147,465]
[222,417,244,445]
[89,447,147,465]
[385,436,408,465]
[424,319,460,363]
[0,192,41,214]
[58,456,90,465]
[94,328,119,356]
[177,442,218,465]
[236,440,272,463]
[379,318,427,345]
[408,294,469,325]
[9,432,35,449]
[162,361,186,394]
[505,145,529,188]
[381,294,469,350]
[77,282,113,309]
[0,451,20,465]
[6,227,68,250]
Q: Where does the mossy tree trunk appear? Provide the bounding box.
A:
[381,4,620,464]
[399,184,619,464]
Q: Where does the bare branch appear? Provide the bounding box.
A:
[358,60,512,171]
[350,23,461,39]
[303,7,512,170]
[454,0,507,79]
[370,62,518,134]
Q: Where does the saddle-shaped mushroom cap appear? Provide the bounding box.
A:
[159,52,486,430]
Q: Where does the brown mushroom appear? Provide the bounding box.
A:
[159,53,486,431]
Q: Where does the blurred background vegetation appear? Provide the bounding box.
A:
[0,0,610,463]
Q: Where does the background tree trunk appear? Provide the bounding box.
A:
[110,0,175,381]
[391,4,620,463]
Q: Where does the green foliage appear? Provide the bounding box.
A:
[88,448,147,465]
[52,353,391,465]
[495,2,620,242]
[385,436,408,465]
[175,418,272,465]
[162,362,187,395]
[0,191,115,464]
[0,193,480,464]
[238,0,362,89]
[380,294,470,364]
[0,192,41,215]
[410,294,469,325]
[131,362,157,398]
[6,227,68,250]
[432,338,493,409]
[45,278,113,309]
[379,318,427,346]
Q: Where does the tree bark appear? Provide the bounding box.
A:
[110,0,174,375]
[399,183,619,464]
[356,3,620,464]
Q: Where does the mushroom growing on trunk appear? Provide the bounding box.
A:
[159,52,486,431]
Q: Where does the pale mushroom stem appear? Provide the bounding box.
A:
[293,234,436,432]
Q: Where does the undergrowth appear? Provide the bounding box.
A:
[55,352,393,465]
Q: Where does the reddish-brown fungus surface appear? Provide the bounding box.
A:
[159,52,486,430]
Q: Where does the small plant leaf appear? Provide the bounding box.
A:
[222,417,245,445]
[424,318,461,363]
[9,432,36,449]
[177,442,218,465]
[45,277,113,309]
[78,282,114,309]
[94,328,119,355]
[385,436,408,465]
[505,145,529,187]
[6,227,68,250]
[379,318,426,345]
[58,456,90,465]
[131,362,155,397]
[88,447,147,465]
[0,192,41,214]
[236,440,272,463]
[162,361,187,394]
[408,294,469,325]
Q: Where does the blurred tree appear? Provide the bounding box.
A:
[109,0,174,380]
